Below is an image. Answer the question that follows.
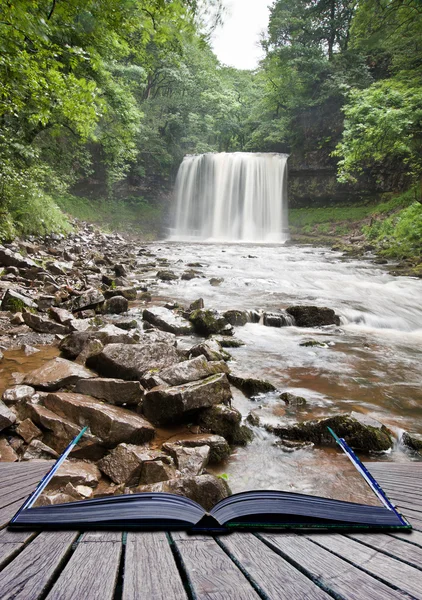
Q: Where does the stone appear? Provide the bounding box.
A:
[104,287,137,301]
[70,289,105,312]
[228,369,276,397]
[36,492,77,506]
[103,295,129,314]
[270,413,393,452]
[143,329,177,345]
[140,459,176,485]
[2,385,35,404]
[157,270,178,281]
[299,339,329,348]
[286,305,341,327]
[189,298,204,311]
[75,338,104,366]
[1,289,37,312]
[198,404,253,445]
[162,444,210,476]
[50,460,101,488]
[87,341,180,381]
[273,439,315,452]
[28,403,80,446]
[0,246,37,270]
[223,310,249,326]
[143,306,194,335]
[0,400,16,431]
[44,393,155,447]
[49,306,75,326]
[23,439,59,460]
[114,264,127,277]
[263,313,289,327]
[74,378,144,405]
[97,444,162,485]
[163,435,231,463]
[23,357,96,391]
[134,474,230,511]
[189,340,230,362]
[143,373,232,426]
[209,278,224,287]
[156,356,229,387]
[279,392,307,407]
[0,437,19,461]
[59,326,136,359]
[16,418,42,443]
[21,344,40,355]
[11,313,25,325]
[214,336,244,348]
[402,432,422,453]
[23,312,69,334]
[189,309,233,336]
[37,295,56,312]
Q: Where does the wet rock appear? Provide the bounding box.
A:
[189,309,233,337]
[157,270,178,281]
[143,306,194,335]
[213,336,245,348]
[270,413,393,452]
[97,444,163,485]
[37,295,56,312]
[286,305,340,327]
[143,328,177,345]
[87,341,180,381]
[402,432,422,453]
[189,340,229,362]
[23,439,59,460]
[140,459,176,485]
[156,356,229,387]
[23,312,69,335]
[0,437,19,461]
[36,492,78,506]
[74,378,144,406]
[21,344,40,355]
[75,338,104,366]
[161,444,210,476]
[279,392,307,407]
[2,385,36,405]
[198,404,253,445]
[138,291,152,302]
[23,357,96,391]
[263,313,289,327]
[1,289,37,312]
[0,246,37,270]
[28,403,81,447]
[134,474,230,511]
[246,411,261,427]
[70,289,105,312]
[50,460,101,488]
[59,326,136,358]
[209,278,224,287]
[16,418,42,443]
[189,298,204,311]
[181,270,201,281]
[104,287,137,301]
[113,317,138,331]
[103,295,128,314]
[163,435,231,463]
[228,369,276,397]
[223,310,249,326]
[114,264,127,277]
[143,373,232,426]
[299,339,329,348]
[273,439,314,452]
[44,392,155,447]
[0,401,17,431]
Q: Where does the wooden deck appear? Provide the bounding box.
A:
[0,461,421,599]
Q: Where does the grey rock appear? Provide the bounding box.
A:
[198,404,253,445]
[143,306,193,335]
[104,287,137,301]
[156,356,228,387]
[23,357,96,391]
[74,378,144,405]
[279,392,307,406]
[23,312,69,334]
[0,246,37,269]
[2,385,36,404]
[189,340,230,362]
[189,309,233,336]
[0,437,19,461]
[163,434,231,463]
[97,444,165,485]
[402,432,422,453]
[263,313,289,327]
[161,444,210,476]
[228,368,276,397]
[1,289,38,312]
[0,400,17,431]
[70,289,105,312]
[223,310,250,326]
[103,296,129,314]
[50,460,101,488]
[23,439,59,460]
[156,270,178,281]
[37,295,56,312]
[286,305,341,327]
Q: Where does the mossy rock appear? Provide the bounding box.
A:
[228,372,276,398]
[189,309,232,336]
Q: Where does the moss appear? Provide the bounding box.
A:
[3,297,26,313]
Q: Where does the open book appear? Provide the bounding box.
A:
[9,427,411,532]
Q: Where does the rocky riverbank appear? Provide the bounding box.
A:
[0,223,421,507]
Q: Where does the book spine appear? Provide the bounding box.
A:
[327,427,410,527]
[10,427,87,523]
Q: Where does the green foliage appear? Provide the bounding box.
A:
[365,202,422,258]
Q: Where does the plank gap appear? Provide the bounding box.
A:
[167,532,196,600]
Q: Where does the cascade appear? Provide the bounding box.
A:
[170,152,289,242]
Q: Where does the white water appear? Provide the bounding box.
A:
[170,153,289,242]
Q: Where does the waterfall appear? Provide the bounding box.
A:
[170,152,289,242]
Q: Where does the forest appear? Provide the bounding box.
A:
[0,0,421,259]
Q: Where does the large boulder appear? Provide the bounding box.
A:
[23,312,69,335]
[59,326,137,359]
[143,373,232,426]
[87,341,180,381]
[74,378,144,406]
[70,289,105,312]
[161,444,210,476]
[270,412,393,452]
[286,305,340,327]
[198,404,253,445]
[97,444,172,486]
[0,246,37,269]
[402,432,422,453]
[23,357,96,391]
[155,356,228,387]
[143,306,194,335]
[134,474,230,511]
[44,392,155,447]
[50,460,101,488]
[228,368,276,397]
[0,400,16,431]
[163,434,231,463]
[1,289,37,312]
[28,403,80,445]
[223,310,250,326]
[102,296,128,314]
[189,309,233,336]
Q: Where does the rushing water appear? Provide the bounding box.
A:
[151,241,422,500]
[170,153,289,242]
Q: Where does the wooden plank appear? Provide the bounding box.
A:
[261,533,407,600]
[0,529,38,569]
[348,532,422,569]
[46,532,122,600]
[123,532,187,600]
[0,498,30,528]
[172,532,260,599]
[218,532,331,599]
[309,533,422,598]
[0,482,44,508]
[0,531,78,600]
[392,529,422,547]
